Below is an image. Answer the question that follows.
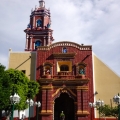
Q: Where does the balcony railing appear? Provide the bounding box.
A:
[58,71,72,75]
[41,71,87,80]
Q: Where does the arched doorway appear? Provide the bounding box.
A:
[54,93,74,120]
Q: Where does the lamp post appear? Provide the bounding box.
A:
[89,102,96,120]
[26,99,34,120]
[113,94,120,120]
[96,99,104,120]
[34,101,41,120]
[10,93,20,120]
[26,99,41,120]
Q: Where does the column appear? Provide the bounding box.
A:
[77,89,82,112]
[76,66,79,75]
[51,66,53,77]
[33,16,35,28]
[43,67,45,75]
[44,36,46,46]
[29,37,33,50]
[48,32,50,45]
[47,89,53,112]
[25,35,29,50]
[82,90,88,111]
[41,90,47,113]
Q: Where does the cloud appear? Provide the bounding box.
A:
[0,0,120,76]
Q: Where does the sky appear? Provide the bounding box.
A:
[0,0,120,76]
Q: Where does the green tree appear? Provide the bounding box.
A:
[111,105,119,119]
[0,63,9,118]
[0,66,40,118]
[98,104,112,117]
[97,104,119,119]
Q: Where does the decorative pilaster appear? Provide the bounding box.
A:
[76,66,79,75]
[44,36,46,46]
[51,66,53,76]
[41,90,47,113]
[29,37,33,50]
[43,67,45,75]
[47,89,53,113]
[77,89,82,112]
[33,16,35,27]
[76,87,89,117]
[40,86,53,116]
[25,35,29,50]
[82,90,88,111]
[48,32,50,45]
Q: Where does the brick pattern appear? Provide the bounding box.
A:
[77,90,82,111]
[83,91,88,111]
[47,90,53,111]
[78,116,89,120]
[41,90,46,112]
[37,46,93,120]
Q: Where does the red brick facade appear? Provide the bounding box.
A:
[36,42,93,120]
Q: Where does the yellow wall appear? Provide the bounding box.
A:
[8,51,36,80]
[93,54,120,118]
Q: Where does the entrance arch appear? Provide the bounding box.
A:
[54,93,74,120]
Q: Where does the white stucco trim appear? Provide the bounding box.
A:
[92,52,97,118]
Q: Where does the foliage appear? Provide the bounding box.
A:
[0,64,11,110]
[111,106,119,118]
[0,65,40,113]
[27,80,40,99]
[97,104,119,119]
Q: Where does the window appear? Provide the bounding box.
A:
[62,47,67,53]
[35,40,42,49]
[60,65,69,71]
[36,19,42,27]
[21,70,26,74]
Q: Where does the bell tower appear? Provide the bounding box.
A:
[24,0,54,51]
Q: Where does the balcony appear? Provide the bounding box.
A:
[58,71,72,75]
[39,71,89,85]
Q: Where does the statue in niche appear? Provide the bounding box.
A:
[63,48,67,53]
[60,111,65,120]
[46,69,50,75]
[79,68,85,75]
[47,23,51,28]
[27,23,31,28]
[37,19,42,27]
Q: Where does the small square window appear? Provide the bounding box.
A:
[21,70,26,74]
[62,47,67,53]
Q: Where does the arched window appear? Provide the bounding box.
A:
[35,40,42,50]
[60,65,69,71]
[36,19,42,27]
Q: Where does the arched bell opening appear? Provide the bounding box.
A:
[54,93,75,120]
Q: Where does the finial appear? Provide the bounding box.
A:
[9,48,12,51]
[31,8,33,13]
[39,0,45,8]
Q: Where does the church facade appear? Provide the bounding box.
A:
[8,1,120,120]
